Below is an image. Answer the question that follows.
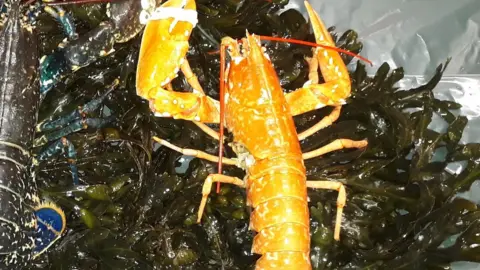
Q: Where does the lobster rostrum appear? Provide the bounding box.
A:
[139,0,369,268]
[0,1,66,268]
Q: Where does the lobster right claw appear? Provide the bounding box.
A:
[284,1,351,116]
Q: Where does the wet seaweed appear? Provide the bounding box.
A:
[25,1,480,269]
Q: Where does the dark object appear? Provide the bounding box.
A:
[0,1,65,268]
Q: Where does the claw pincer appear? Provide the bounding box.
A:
[136,0,221,123]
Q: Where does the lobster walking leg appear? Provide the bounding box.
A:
[34,117,114,148]
[301,137,366,240]
[34,137,79,185]
[32,79,119,185]
[196,174,244,222]
[302,138,368,160]
[152,136,236,165]
[42,5,78,40]
[180,59,206,95]
[298,105,341,140]
[306,181,345,240]
[35,79,120,145]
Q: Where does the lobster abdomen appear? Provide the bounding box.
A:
[247,157,311,269]
[0,1,41,268]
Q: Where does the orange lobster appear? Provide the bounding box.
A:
[137,0,368,269]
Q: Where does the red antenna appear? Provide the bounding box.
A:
[258,35,372,65]
[207,36,372,66]
[216,44,227,193]
[41,0,114,6]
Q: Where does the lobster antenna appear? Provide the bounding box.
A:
[258,35,372,65]
[216,43,227,193]
[207,35,372,66]
[42,0,114,6]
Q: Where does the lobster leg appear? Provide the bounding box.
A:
[298,105,341,141]
[34,137,80,185]
[34,79,119,147]
[180,58,206,95]
[285,1,351,139]
[152,136,236,165]
[34,116,114,148]
[42,5,78,40]
[196,174,244,222]
[25,3,78,41]
[302,138,368,160]
[306,180,345,240]
[33,79,119,186]
[151,137,243,222]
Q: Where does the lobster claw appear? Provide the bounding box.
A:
[33,202,66,256]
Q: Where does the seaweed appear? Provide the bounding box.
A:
[26,1,480,269]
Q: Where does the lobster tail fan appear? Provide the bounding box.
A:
[33,201,66,256]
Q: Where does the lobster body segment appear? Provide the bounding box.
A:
[223,34,312,269]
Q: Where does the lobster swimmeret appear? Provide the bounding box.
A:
[137,0,368,268]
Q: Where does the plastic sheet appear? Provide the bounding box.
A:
[287,1,480,269]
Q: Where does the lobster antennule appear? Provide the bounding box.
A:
[33,201,66,257]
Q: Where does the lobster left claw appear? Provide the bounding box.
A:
[33,202,66,257]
